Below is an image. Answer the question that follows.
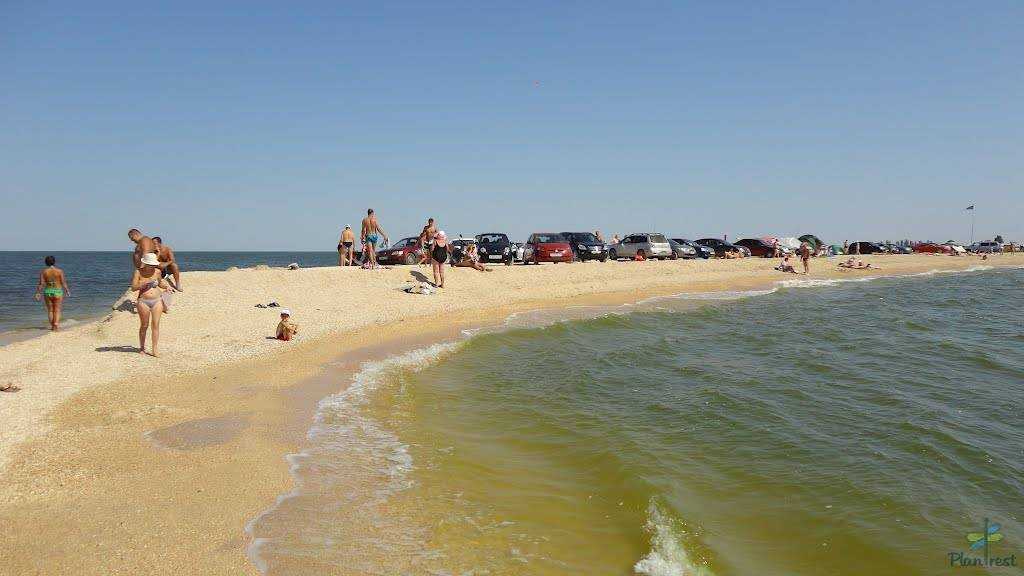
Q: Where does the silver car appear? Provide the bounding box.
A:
[972,241,1003,253]
[609,233,673,260]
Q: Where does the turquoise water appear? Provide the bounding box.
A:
[250,268,1024,575]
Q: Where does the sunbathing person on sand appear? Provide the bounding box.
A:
[276,309,299,341]
[775,255,797,274]
[454,243,493,272]
[131,253,172,357]
[34,255,70,331]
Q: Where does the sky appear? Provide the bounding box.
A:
[1,1,1021,250]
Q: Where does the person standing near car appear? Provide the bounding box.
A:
[417,217,436,266]
[360,208,388,268]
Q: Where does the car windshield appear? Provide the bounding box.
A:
[392,238,415,248]
[570,233,599,243]
[533,234,565,243]
[478,234,507,244]
[649,234,668,243]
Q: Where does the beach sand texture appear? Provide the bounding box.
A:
[0,253,1020,575]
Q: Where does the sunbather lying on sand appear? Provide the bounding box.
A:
[838,258,877,270]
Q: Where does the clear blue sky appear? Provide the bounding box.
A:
[2,1,1021,250]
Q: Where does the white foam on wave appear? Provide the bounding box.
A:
[245,341,462,574]
[634,501,712,576]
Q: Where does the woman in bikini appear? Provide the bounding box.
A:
[431,230,452,288]
[34,255,70,331]
[132,252,171,357]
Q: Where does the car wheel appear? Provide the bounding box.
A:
[403,252,417,265]
[670,252,678,260]
[609,249,617,260]
[599,255,608,262]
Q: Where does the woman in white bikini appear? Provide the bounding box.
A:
[132,252,171,357]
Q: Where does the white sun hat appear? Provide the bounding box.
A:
[140,253,160,266]
[280,309,291,316]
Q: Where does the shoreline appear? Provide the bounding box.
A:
[1,254,1021,574]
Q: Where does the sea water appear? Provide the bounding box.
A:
[255,268,1021,574]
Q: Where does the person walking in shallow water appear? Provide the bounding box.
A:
[34,255,70,331]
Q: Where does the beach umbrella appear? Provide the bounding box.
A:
[799,234,824,249]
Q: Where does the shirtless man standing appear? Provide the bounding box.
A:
[360,209,388,268]
[129,228,158,270]
[338,225,357,266]
[799,242,811,274]
[417,217,436,265]
[153,236,182,291]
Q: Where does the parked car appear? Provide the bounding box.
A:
[882,243,912,254]
[673,239,713,259]
[562,232,609,262]
[734,238,777,258]
[668,239,698,259]
[377,237,421,265]
[475,233,515,265]
[521,233,574,264]
[913,242,952,254]
[609,233,673,260]
[847,241,886,255]
[971,241,1003,254]
[695,238,744,258]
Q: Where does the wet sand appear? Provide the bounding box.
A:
[0,253,1019,574]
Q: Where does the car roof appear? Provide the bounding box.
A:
[477,232,508,237]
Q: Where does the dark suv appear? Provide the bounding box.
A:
[561,232,609,262]
[475,233,515,265]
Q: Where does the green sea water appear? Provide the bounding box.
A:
[249,267,1024,575]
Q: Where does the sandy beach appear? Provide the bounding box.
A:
[1,253,1020,574]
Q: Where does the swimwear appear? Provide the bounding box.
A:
[366,233,380,247]
[43,286,63,298]
[432,244,448,264]
[338,241,353,251]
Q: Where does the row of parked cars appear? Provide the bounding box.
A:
[374,232,1013,266]
[376,232,780,265]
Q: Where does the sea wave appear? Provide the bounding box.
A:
[634,501,712,576]
[245,341,462,574]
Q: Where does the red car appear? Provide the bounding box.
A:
[377,237,421,265]
[913,242,952,254]
[521,233,574,264]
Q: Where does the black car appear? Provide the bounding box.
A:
[561,232,609,262]
[475,233,515,265]
[673,239,713,259]
[695,238,743,257]
[848,241,886,255]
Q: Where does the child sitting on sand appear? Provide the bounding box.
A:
[276,310,299,341]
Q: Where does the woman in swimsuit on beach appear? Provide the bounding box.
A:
[131,252,171,357]
[431,230,452,288]
[34,255,70,331]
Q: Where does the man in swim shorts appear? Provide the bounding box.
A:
[799,242,811,274]
[153,236,182,291]
[129,228,158,271]
[417,217,436,265]
[338,225,356,266]
[360,208,388,268]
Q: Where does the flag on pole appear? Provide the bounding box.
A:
[965,205,975,210]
